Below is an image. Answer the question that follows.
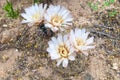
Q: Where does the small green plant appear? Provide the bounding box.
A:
[108,10,118,17]
[88,0,115,11]
[33,0,44,4]
[3,0,19,19]
[88,2,99,11]
[104,0,115,6]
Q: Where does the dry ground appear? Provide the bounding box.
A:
[0,0,120,80]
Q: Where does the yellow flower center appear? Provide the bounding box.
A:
[51,15,63,26]
[58,45,69,58]
[76,38,85,46]
[32,12,40,21]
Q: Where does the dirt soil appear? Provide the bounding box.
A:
[0,0,120,80]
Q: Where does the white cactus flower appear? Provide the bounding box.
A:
[69,28,95,56]
[47,34,76,67]
[21,3,47,26]
[44,5,73,32]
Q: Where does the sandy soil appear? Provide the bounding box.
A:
[0,0,120,80]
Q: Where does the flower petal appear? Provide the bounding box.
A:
[50,53,60,60]
[57,58,63,67]
[86,37,94,45]
[81,51,89,56]
[62,59,68,67]
[79,46,95,50]
[68,55,75,61]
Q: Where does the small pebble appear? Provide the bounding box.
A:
[16,49,18,52]
[3,24,8,27]
[112,63,118,70]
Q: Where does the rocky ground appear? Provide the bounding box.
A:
[0,0,120,80]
